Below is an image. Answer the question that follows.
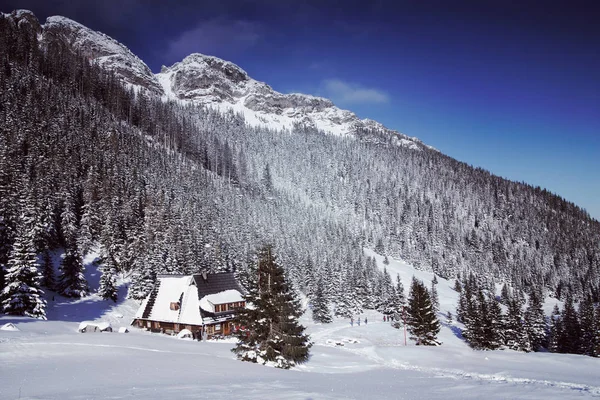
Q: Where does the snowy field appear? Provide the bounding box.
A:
[1,252,600,399]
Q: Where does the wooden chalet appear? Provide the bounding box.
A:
[132,272,245,337]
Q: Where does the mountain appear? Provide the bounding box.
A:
[156,53,426,150]
[2,10,164,95]
[6,10,425,150]
[1,8,599,325]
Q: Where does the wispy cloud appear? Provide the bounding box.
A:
[321,79,389,104]
[164,18,262,63]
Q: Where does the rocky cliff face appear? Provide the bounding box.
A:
[157,53,426,149]
[40,14,163,95]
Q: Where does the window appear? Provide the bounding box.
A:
[170,302,180,311]
[215,324,221,331]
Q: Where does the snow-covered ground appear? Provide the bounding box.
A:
[1,252,599,399]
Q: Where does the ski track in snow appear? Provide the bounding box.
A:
[311,326,600,396]
[2,250,600,399]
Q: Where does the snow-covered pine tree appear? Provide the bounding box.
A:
[261,163,274,193]
[232,244,311,368]
[311,278,332,323]
[57,245,88,298]
[558,293,581,354]
[377,267,394,314]
[500,282,511,305]
[547,304,562,353]
[60,190,79,248]
[98,255,118,302]
[593,305,600,358]
[1,195,46,319]
[430,275,439,312]
[524,288,547,351]
[504,296,531,352]
[39,248,56,291]
[453,278,462,293]
[485,292,505,350]
[578,295,596,356]
[395,274,406,306]
[406,276,440,345]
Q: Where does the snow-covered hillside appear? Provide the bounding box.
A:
[2,251,599,399]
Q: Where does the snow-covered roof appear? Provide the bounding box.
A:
[1,322,20,331]
[147,275,192,324]
[199,289,244,313]
[135,272,244,326]
[78,321,111,331]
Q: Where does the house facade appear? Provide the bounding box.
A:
[132,272,245,337]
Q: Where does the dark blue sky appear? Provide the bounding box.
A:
[2,0,600,219]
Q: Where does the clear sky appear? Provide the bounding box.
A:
[2,0,599,220]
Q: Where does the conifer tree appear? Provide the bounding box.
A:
[261,163,274,193]
[39,248,56,291]
[453,278,462,293]
[547,304,562,353]
[233,244,311,368]
[593,306,600,358]
[578,295,596,356]
[504,296,531,352]
[311,278,332,323]
[486,295,505,349]
[1,196,46,319]
[500,283,511,305]
[558,293,580,354]
[98,255,118,302]
[406,276,440,345]
[524,288,547,351]
[57,245,88,298]
[430,275,439,312]
[127,261,157,300]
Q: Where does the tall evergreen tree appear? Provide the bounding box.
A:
[524,288,547,351]
[39,248,56,291]
[98,255,118,302]
[57,246,88,298]
[1,196,46,319]
[558,293,581,354]
[311,278,332,323]
[578,295,596,356]
[430,275,439,312]
[233,245,311,368]
[547,304,562,353]
[406,276,440,345]
[593,306,600,358]
[504,296,531,352]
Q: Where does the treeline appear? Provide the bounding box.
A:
[456,274,600,357]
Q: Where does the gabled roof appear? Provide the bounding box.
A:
[193,272,244,299]
[134,272,244,326]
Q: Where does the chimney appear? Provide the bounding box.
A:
[201,270,208,282]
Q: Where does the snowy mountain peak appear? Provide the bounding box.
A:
[2,8,426,150]
[157,54,424,149]
[167,53,251,83]
[41,15,164,95]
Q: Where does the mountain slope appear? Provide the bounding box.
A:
[0,7,599,315]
